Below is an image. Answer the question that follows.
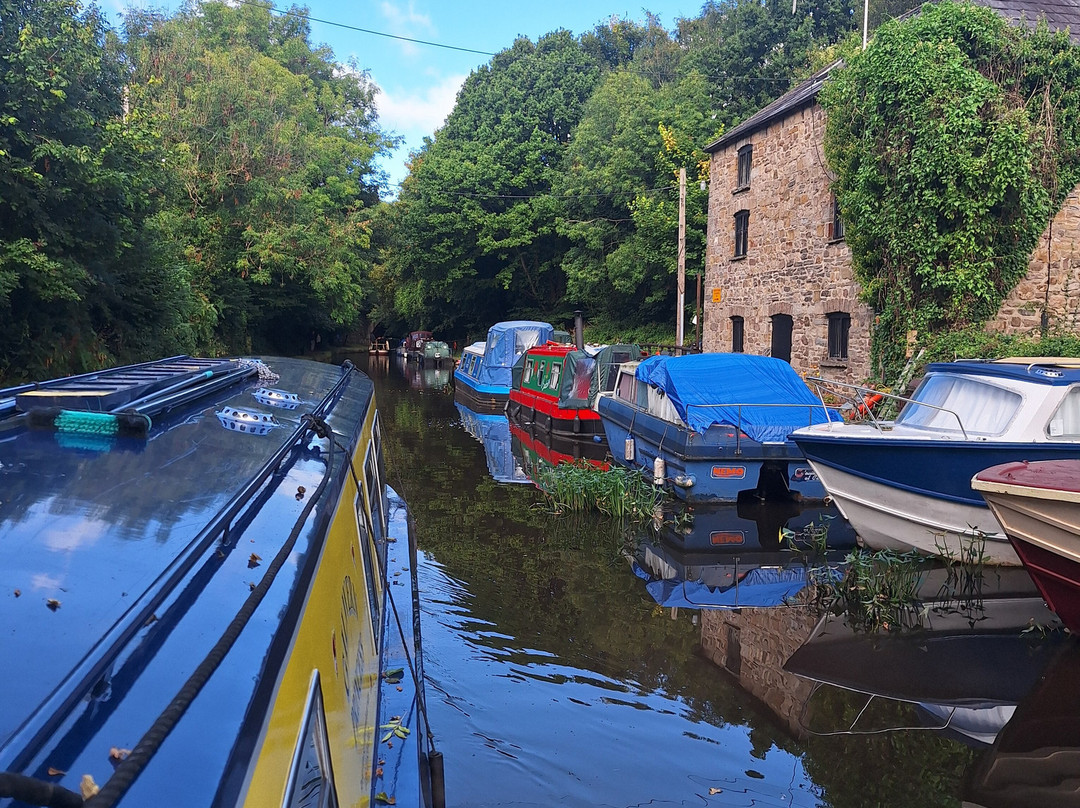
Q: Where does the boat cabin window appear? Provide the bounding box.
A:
[616,371,635,402]
[896,374,1022,435]
[548,363,561,391]
[1047,387,1080,438]
[285,673,339,808]
[523,360,533,384]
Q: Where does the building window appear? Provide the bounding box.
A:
[731,316,744,353]
[771,314,792,363]
[736,145,752,190]
[830,194,845,241]
[828,311,850,360]
[734,210,749,258]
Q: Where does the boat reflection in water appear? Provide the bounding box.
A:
[453,401,529,484]
[631,499,858,610]
[509,419,610,479]
[402,355,451,392]
[782,567,1078,807]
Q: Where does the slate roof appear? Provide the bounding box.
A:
[705,0,1080,154]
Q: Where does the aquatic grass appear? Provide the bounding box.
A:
[813,547,927,633]
[534,461,664,519]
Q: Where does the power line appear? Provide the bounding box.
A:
[235,0,497,56]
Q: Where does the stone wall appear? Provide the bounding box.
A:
[703,104,875,384]
[990,184,1080,337]
[699,603,820,739]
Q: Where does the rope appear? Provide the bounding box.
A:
[84,419,335,808]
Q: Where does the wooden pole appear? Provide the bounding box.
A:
[676,167,686,352]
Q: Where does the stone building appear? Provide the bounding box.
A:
[702,0,1080,384]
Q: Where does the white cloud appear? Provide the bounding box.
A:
[379,0,435,58]
[376,73,465,138]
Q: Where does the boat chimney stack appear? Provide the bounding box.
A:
[574,310,584,351]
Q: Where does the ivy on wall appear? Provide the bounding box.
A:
[820,1,1080,378]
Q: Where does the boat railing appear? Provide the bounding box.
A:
[683,402,838,454]
[805,377,969,439]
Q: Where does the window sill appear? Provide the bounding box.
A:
[731,254,747,261]
[820,359,848,369]
[827,236,846,245]
[732,185,749,195]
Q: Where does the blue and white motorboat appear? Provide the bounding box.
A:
[790,357,1080,565]
[596,353,838,504]
[453,320,554,412]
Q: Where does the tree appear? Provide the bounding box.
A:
[0,0,193,382]
[123,0,393,354]
[389,31,602,340]
[820,0,1080,376]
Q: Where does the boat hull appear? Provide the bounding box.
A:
[975,460,1080,630]
[598,395,824,504]
[506,392,605,440]
[453,371,510,413]
[790,430,1080,565]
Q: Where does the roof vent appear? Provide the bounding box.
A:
[216,407,278,435]
[253,387,301,409]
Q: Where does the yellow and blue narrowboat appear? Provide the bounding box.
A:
[0,355,441,808]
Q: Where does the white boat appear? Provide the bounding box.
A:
[790,358,1080,565]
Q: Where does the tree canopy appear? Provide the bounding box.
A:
[821,0,1080,375]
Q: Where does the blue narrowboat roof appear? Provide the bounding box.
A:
[0,357,383,804]
[483,321,554,370]
[635,353,836,441]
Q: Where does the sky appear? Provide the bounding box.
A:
[105,0,706,195]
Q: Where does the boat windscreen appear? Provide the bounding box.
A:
[897,374,1022,436]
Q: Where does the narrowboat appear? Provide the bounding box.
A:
[453,321,554,412]
[596,353,837,504]
[791,358,1080,565]
[369,337,391,356]
[398,330,432,359]
[0,356,440,808]
[505,342,642,440]
[420,341,452,366]
[973,459,1080,632]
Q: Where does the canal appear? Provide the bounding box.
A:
[354,352,1077,808]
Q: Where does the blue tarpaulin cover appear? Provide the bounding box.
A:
[634,353,837,441]
[477,321,554,388]
[631,563,823,609]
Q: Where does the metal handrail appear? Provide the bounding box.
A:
[805,377,969,440]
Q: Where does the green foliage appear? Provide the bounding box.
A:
[0,0,194,381]
[534,461,664,518]
[916,325,1080,368]
[123,1,391,355]
[821,1,1080,379]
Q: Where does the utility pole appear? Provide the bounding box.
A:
[676,167,686,352]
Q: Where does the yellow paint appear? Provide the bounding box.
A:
[241,405,382,808]
[711,288,722,303]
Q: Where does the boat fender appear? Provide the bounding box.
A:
[653,456,666,486]
[572,416,581,434]
[624,438,635,461]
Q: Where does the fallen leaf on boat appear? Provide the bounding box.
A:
[144,614,158,627]
[47,767,65,776]
[80,775,99,799]
[248,582,256,591]
[709,787,722,795]
[248,553,262,568]
[373,792,396,805]
[375,767,383,777]
[46,599,60,611]
[382,668,404,683]
[109,747,131,762]
[396,686,403,692]
[13,589,20,597]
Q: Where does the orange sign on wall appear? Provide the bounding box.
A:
[711,288,722,303]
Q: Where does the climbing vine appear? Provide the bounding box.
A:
[820,1,1080,379]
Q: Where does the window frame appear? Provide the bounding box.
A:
[736,145,752,190]
[731,316,744,353]
[733,210,749,258]
[827,311,850,361]
[830,194,845,241]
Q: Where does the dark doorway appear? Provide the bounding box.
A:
[770,314,792,363]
